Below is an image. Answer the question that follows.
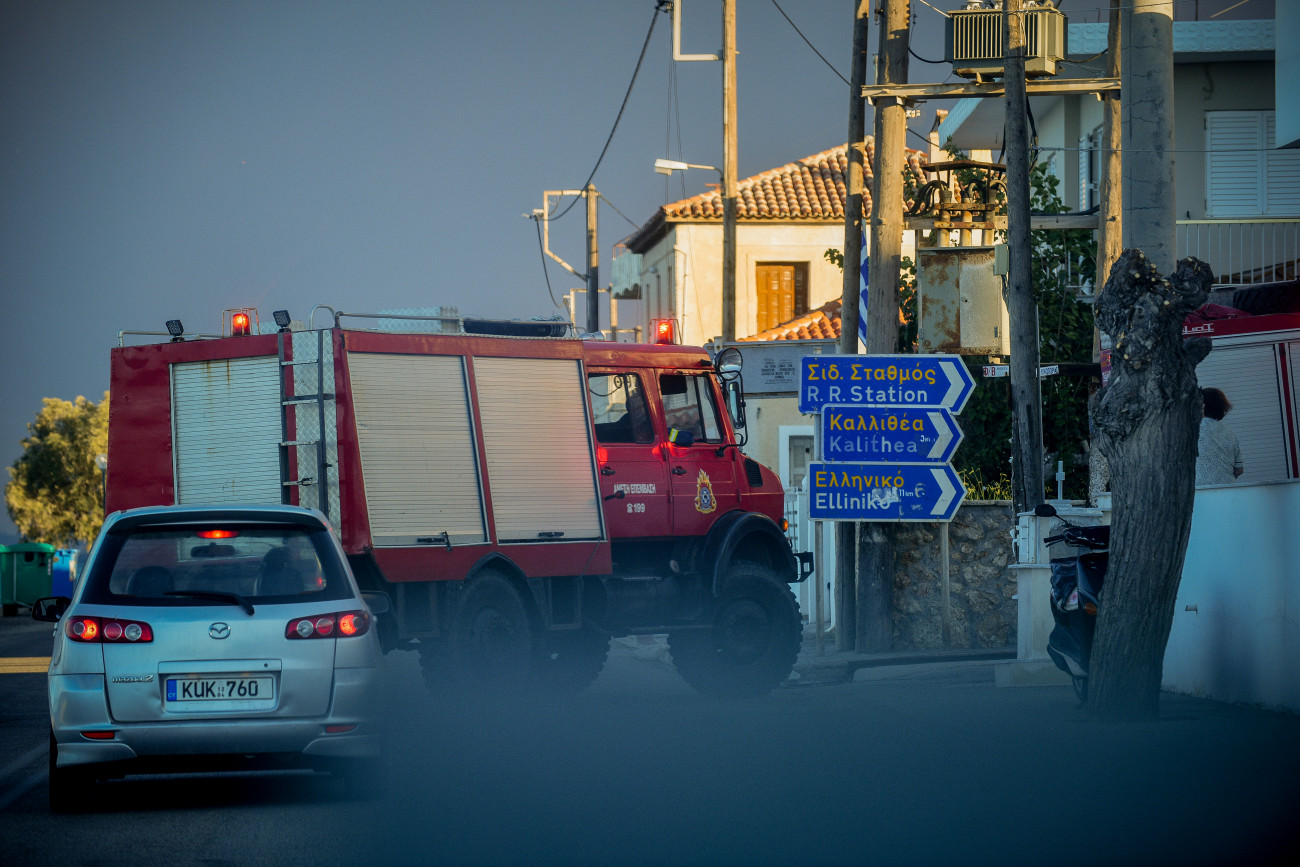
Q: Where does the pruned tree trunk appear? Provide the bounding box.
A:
[1088,250,1213,721]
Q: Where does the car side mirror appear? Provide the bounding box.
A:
[362,592,391,615]
[32,596,71,622]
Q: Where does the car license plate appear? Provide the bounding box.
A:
[166,676,274,702]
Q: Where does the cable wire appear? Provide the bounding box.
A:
[534,218,565,311]
[770,0,850,86]
[550,3,664,223]
[600,193,641,230]
[908,46,945,65]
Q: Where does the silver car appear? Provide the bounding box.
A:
[33,505,386,811]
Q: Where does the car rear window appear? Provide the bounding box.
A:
[79,523,355,606]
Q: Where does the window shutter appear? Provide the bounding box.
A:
[1206,112,1264,217]
[1265,113,1300,216]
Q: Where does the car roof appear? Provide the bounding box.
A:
[103,504,331,533]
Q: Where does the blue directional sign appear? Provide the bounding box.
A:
[821,405,964,464]
[798,354,976,415]
[808,462,966,523]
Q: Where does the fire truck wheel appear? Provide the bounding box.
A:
[533,626,611,696]
[445,571,536,694]
[668,564,801,699]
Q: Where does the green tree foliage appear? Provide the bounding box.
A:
[6,393,109,545]
[940,158,1096,502]
[829,156,1098,501]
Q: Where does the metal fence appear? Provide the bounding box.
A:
[1177,219,1300,286]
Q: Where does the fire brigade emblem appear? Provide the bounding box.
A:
[694,469,717,514]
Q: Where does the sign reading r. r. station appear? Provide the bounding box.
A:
[798,355,975,414]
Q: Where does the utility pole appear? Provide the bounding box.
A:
[670,0,738,342]
[835,0,871,655]
[1004,0,1044,515]
[586,183,600,335]
[1121,1,1175,273]
[1090,0,1122,502]
[1098,0,1123,283]
[858,0,911,653]
[539,187,601,334]
[722,0,738,342]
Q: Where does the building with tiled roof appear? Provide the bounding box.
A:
[740,299,842,343]
[615,142,923,346]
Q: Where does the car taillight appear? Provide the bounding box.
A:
[66,617,153,643]
[285,611,371,639]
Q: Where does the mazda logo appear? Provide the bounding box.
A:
[209,622,231,639]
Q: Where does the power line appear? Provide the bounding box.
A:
[600,193,641,229]
[550,3,665,223]
[533,218,565,311]
[770,0,850,86]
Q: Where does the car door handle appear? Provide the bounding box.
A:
[672,466,687,476]
[601,465,615,476]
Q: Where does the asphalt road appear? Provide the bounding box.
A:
[2,613,1298,866]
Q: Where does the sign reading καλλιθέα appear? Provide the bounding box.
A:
[821,406,963,464]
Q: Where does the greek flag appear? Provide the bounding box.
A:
[858,253,870,347]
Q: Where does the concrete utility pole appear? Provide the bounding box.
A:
[835,0,872,655]
[722,0,738,342]
[858,0,911,653]
[1090,0,1122,502]
[586,183,599,335]
[1098,1,1123,283]
[1121,1,1175,273]
[1003,0,1045,515]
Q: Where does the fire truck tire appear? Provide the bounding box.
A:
[533,626,611,696]
[440,571,536,694]
[668,564,801,698]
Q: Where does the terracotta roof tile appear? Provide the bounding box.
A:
[658,142,926,223]
[740,299,843,343]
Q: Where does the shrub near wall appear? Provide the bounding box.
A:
[892,502,1017,650]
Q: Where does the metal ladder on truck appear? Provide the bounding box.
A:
[276,326,337,525]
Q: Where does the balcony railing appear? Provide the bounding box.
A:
[1177,219,1300,286]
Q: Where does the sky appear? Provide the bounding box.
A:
[0,0,1226,543]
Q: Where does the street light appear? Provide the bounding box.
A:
[652,158,734,343]
[653,158,719,177]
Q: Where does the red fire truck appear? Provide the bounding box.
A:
[107,308,811,697]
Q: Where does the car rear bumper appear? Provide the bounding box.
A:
[50,667,379,769]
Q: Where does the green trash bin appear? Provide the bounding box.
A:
[1,542,56,616]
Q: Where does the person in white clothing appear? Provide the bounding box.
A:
[1195,387,1243,485]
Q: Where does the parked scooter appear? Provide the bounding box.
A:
[1035,502,1110,702]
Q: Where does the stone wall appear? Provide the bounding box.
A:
[891,502,1017,650]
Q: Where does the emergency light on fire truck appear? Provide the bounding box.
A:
[651,318,679,344]
[224,308,258,337]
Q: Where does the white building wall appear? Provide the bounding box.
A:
[1164,480,1300,713]
[1174,61,1275,220]
[632,222,915,346]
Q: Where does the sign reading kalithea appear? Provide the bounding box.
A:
[803,354,971,523]
[820,406,963,464]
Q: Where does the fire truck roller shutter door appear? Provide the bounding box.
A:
[347,352,488,546]
[172,357,282,505]
[473,357,605,543]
